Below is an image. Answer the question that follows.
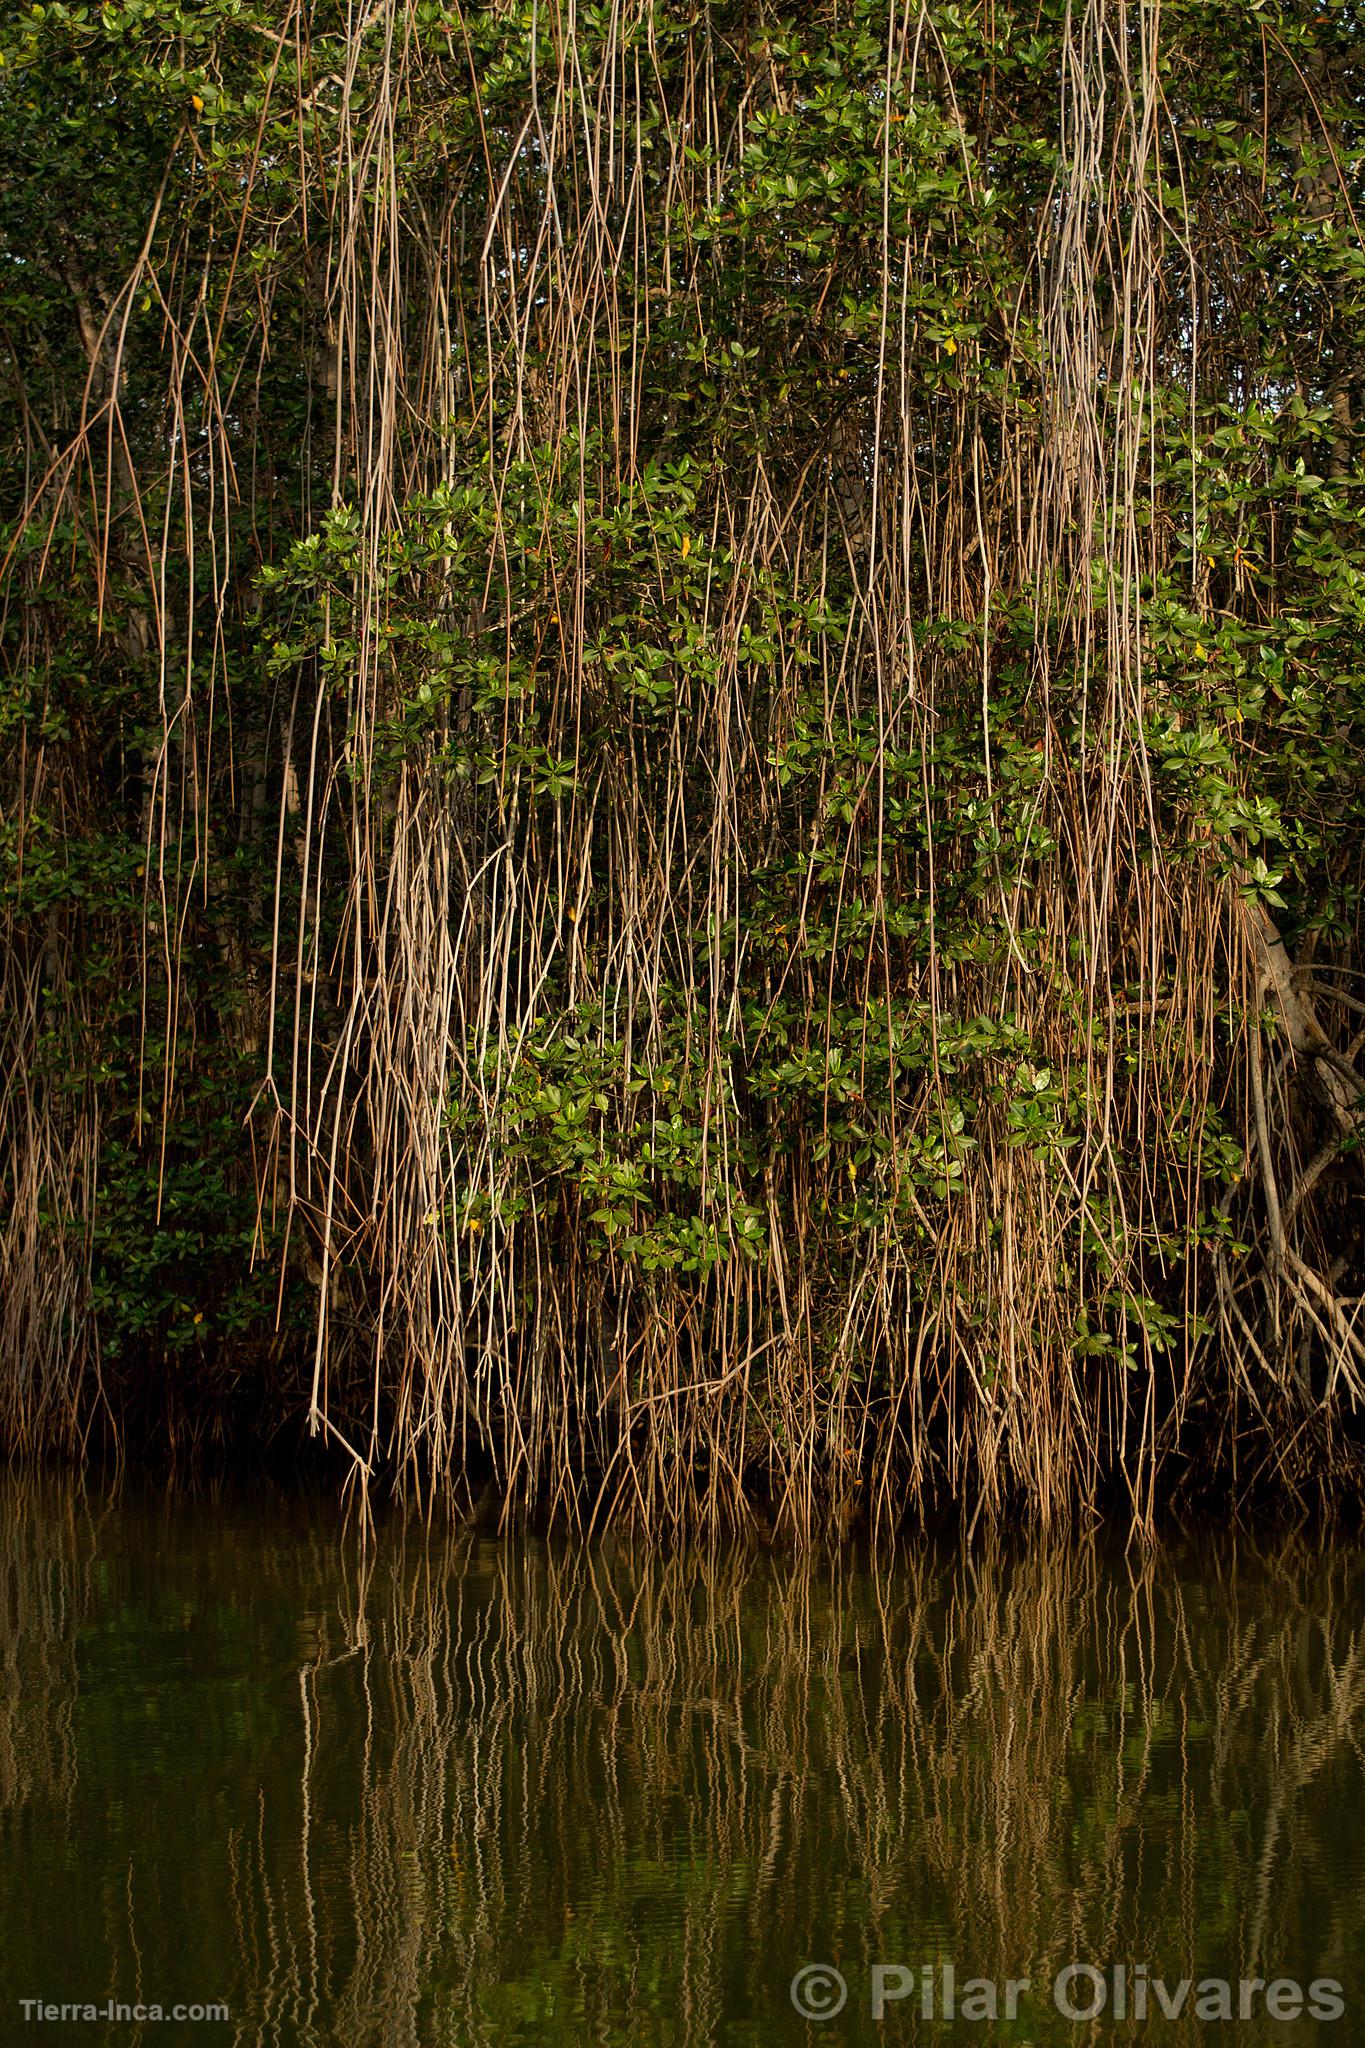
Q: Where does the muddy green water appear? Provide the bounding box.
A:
[1,1480,1362,2044]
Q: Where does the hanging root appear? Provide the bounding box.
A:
[2,0,1363,1528]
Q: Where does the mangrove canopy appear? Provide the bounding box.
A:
[3,0,1365,1528]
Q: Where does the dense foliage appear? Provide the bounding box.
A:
[2,0,1364,1526]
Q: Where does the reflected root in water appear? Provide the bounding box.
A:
[2,1477,1362,2043]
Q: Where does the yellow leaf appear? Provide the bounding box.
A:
[1194,641,1207,661]
[191,93,204,112]
[680,533,691,559]
[944,335,957,355]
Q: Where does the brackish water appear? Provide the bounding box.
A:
[1,1480,1362,2044]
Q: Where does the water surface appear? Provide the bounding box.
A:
[1,1478,1362,2042]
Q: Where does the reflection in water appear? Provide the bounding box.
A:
[1,1474,1363,2043]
